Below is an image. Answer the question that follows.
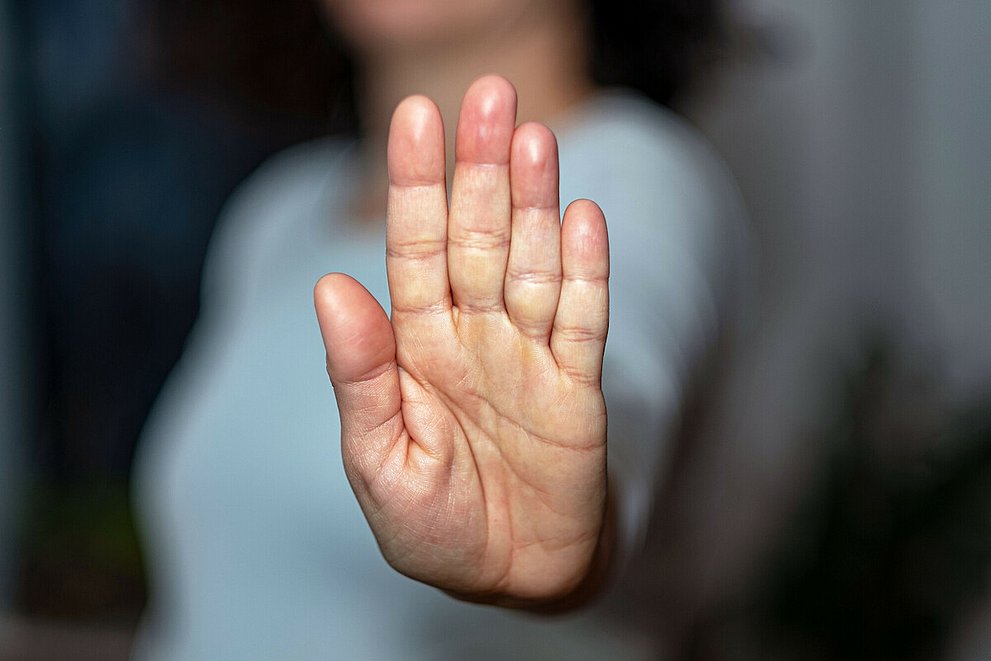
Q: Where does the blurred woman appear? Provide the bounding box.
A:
[133,0,747,658]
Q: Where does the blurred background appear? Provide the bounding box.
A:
[1,0,989,659]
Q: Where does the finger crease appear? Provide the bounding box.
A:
[448,235,510,251]
[386,240,447,260]
[553,326,607,342]
[562,274,608,284]
[330,359,397,387]
[512,203,558,213]
[391,301,451,316]
[506,270,562,285]
[557,366,603,388]
[455,302,504,315]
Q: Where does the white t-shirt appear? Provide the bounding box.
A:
[132,90,747,660]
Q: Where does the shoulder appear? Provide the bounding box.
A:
[558,90,748,286]
[561,91,712,165]
[218,137,353,237]
[558,90,742,229]
[201,137,354,300]
[558,90,753,358]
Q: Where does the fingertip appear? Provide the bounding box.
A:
[314,272,355,337]
[465,74,518,118]
[313,272,382,341]
[512,122,557,168]
[314,272,344,313]
[391,94,443,135]
[511,122,559,209]
[389,95,446,186]
[562,199,609,276]
[314,273,396,383]
[456,75,518,164]
[564,199,607,233]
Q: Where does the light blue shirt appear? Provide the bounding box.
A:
[132,91,747,660]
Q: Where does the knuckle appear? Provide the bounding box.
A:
[506,268,562,286]
[386,238,447,260]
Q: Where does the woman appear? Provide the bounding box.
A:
[133,0,746,657]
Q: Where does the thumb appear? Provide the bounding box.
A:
[314,273,403,472]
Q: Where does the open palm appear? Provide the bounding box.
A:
[314,76,610,607]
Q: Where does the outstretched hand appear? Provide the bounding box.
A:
[314,75,611,609]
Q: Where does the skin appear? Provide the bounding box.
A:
[313,75,612,609]
[321,0,594,219]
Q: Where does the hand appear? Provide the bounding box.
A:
[314,75,610,609]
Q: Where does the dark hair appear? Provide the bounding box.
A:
[146,0,352,134]
[150,0,727,136]
[589,0,727,106]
